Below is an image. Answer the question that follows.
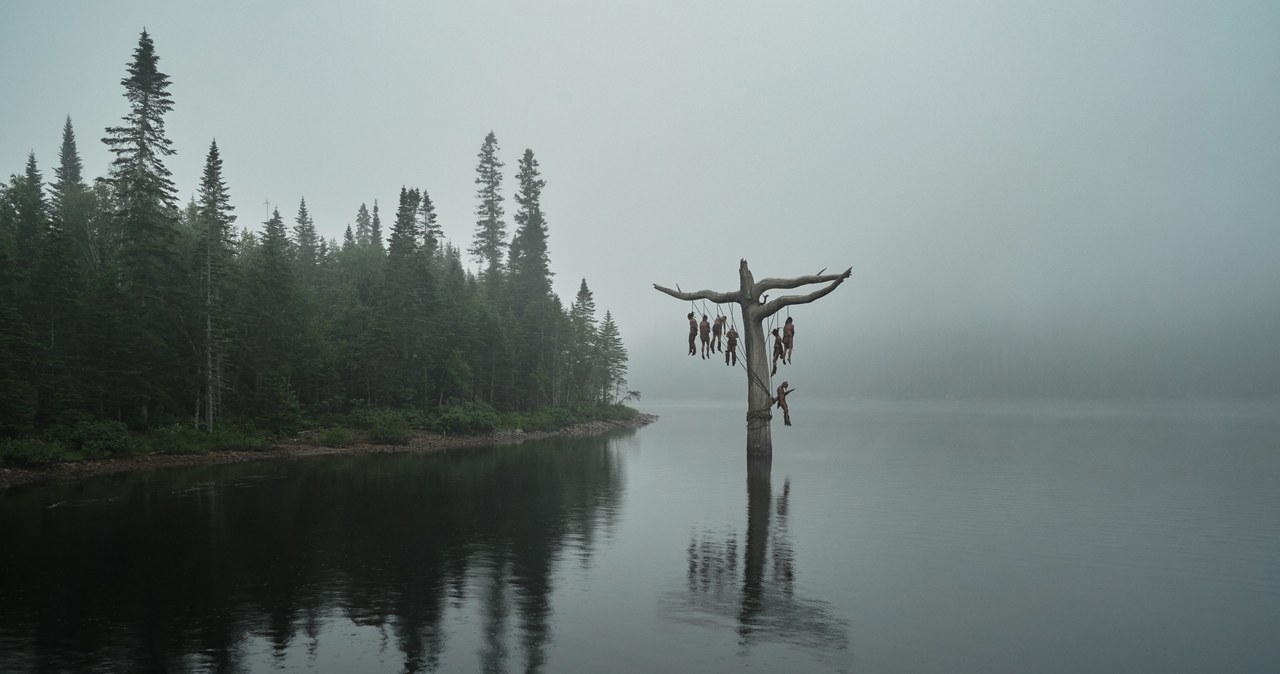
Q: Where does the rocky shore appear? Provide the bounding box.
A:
[0,413,658,491]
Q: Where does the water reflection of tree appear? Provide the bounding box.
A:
[0,430,630,673]
[674,467,849,660]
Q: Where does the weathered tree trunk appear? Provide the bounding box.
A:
[654,259,851,466]
[739,263,773,459]
[742,457,772,622]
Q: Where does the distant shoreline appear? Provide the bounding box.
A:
[0,413,659,491]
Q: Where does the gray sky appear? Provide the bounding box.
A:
[4,1,1278,399]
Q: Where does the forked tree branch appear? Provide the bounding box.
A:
[753,267,852,294]
[759,267,852,318]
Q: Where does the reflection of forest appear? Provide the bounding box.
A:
[674,468,849,658]
[0,432,629,673]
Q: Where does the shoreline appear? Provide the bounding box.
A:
[0,413,659,491]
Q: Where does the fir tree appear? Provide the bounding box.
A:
[568,279,599,404]
[597,310,628,404]
[102,29,180,303]
[99,31,189,419]
[49,118,100,273]
[370,200,384,251]
[420,189,441,255]
[354,203,372,247]
[388,186,422,262]
[50,118,88,221]
[293,197,318,273]
[196,140,236,430]
[385,186,431,403]
[8,153,46,266]
[32,123,96,420]
[469,131,506,279]
[236,208,299,426]
[508,149,552,305]
[0,180,39,434]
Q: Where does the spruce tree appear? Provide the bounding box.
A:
[293,197,318,274]
[597,310,628,404]
[388,187,422,262]
[0,184,38,434]
[505,149,558,406]
[50,118,92,228]
[469,131,506,281]
[420,189,441,256]
[508,149,552,305]
[49,118,99,275]
[370,200,385,251]
[100,30,183,422]
[568,279,599,405]
[196,140,236,430]
[385,186,431,402]
[102,29,180,302]
[33,123,96,420]
[236,208,300,428]
[8,153,46,267]
[354,203,372,247]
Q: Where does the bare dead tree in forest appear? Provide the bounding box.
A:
[654,259,852,468]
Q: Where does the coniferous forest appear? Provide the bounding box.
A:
[0,31,633,465]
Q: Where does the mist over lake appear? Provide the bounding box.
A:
[3,399,1277,672]
[3,2,1279,672]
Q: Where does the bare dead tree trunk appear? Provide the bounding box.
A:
[655,259,852,463]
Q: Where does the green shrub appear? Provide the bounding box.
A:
[46,418,133,459]
[367,411,412,445]
[344,405,389,430]
[205,425,266,451]
[0,438,74,467]
[128,423,266,456]
[249,377,304,435]
[521,406,575,432]
[318,427,356,447]
[496,411,525,431]
[141,424,209,455]
[431,402,499,435]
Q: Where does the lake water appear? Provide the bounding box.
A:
[1,399,1278,673]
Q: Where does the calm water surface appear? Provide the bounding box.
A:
[1,399,1278,672]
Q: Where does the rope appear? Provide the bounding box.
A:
[678,301,777,431]
[726,326,775,431]
[746,406,772,430]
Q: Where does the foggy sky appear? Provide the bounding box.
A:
[4,1,1278,400]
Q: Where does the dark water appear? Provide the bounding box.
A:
[1,400,1278,673]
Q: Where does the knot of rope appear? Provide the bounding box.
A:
[746,406,773,430]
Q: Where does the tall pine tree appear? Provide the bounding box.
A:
[597,310,629,404]
[507,149,557,406]
[469,132,506,283]
[196,140,236,430]
[34,122,94,420]
[508,149,551,306]
[100,30,182,422]
[293,197,319,277]
[567,279,599,406]
[420,189,441,256]
[102,29,180,303]
[8,153,46,268]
